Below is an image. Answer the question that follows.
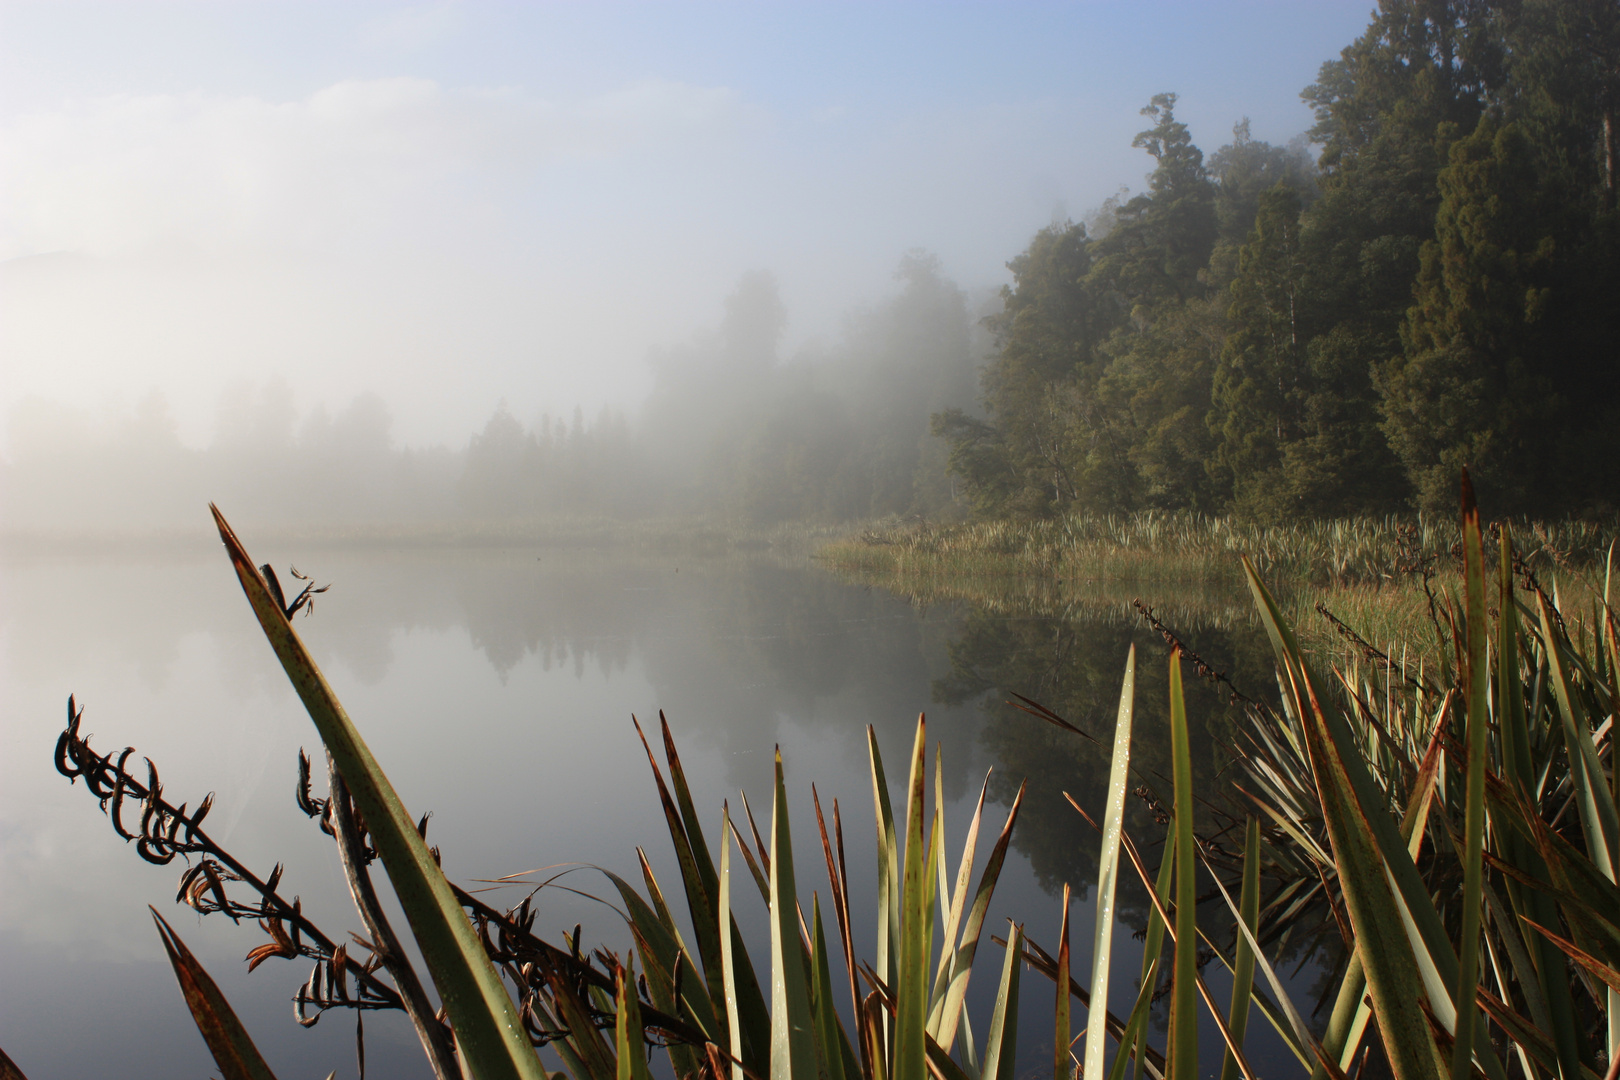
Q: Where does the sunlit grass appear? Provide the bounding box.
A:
[819,511,1618,662]
[819,511,1616,588]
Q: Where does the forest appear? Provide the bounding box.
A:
[938,0,1620,522]
[3,0,1616,533]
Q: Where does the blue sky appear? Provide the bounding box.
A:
[0,1,1377,448]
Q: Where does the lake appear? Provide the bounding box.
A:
[0,536,1308,1079]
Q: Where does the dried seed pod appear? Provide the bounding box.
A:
[183,792,214,843]
[265,917,295,952]
[294,980,320,1028]
[54,699,84,781]
[295,750,326,818]
[176,862,206,904]
[244,919,299,977]
[108,749,138,840]
[164,802,187,848]
[330,945,350,1002]
[137,833,176,864]
[200,861,231,914]
[244,943,276,972]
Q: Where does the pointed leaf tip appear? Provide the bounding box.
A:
[0,1043,29,1080]
[150,907,281,1080]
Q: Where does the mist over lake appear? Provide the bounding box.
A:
[6,3,1620,1079]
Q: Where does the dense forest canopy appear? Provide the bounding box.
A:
[4,0,1615,532]
[939,0,1620,521]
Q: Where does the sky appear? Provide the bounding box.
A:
[0,1,1377,450]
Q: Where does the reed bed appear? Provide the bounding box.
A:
[822,512,1618,664]
[820,512,1617,590]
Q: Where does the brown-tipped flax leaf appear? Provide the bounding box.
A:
[151,907,281,1080]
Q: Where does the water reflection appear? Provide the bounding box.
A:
[934,604,1279,896]
[0,541,1301,1079]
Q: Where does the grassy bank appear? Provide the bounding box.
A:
[818,511,1619,655]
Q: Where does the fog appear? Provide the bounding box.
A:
[0,2,1372,531]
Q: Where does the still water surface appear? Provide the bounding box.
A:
[0,540,1298,1079]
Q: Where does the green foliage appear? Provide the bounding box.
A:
[939,0,1618,524]
[1382,118,1561,515]
[1208,185,1306,514]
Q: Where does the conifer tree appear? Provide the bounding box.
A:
[1381,118,1560,513]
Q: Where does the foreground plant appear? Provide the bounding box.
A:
[39,506,1035,1080]
[1203,474,1620,1080]
[990,470,1620,1080]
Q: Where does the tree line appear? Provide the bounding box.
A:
[938,0,1620,521]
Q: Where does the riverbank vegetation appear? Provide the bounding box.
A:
[820,512,1619,661]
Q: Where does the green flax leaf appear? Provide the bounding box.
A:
[1453,472,1488,1080]
[869,725,903,1003]
[896,718,934,1080]
[1244,555,1447,1080]
[1219,817,1261,1080]
[209,506,541,1080]
[616,958,652,1080]
[981,924,1023,1080]
[1168,652,1198,1080]
[932,780,1026,1055]
[770,748,819,1080]
[721,804,744,1080]
[1083,645,1135,1080]
[811,894,851,1080]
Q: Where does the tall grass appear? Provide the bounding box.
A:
[820,512,1616,589]
[823,511,1618,667]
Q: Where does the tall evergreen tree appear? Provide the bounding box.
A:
[1286,0,1506,514]
[935,222,1106,516]
[1208,185,1306,515]
[1206,118,1317,246]
[1090,93,1219,307]
[1382,117,1562,514]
